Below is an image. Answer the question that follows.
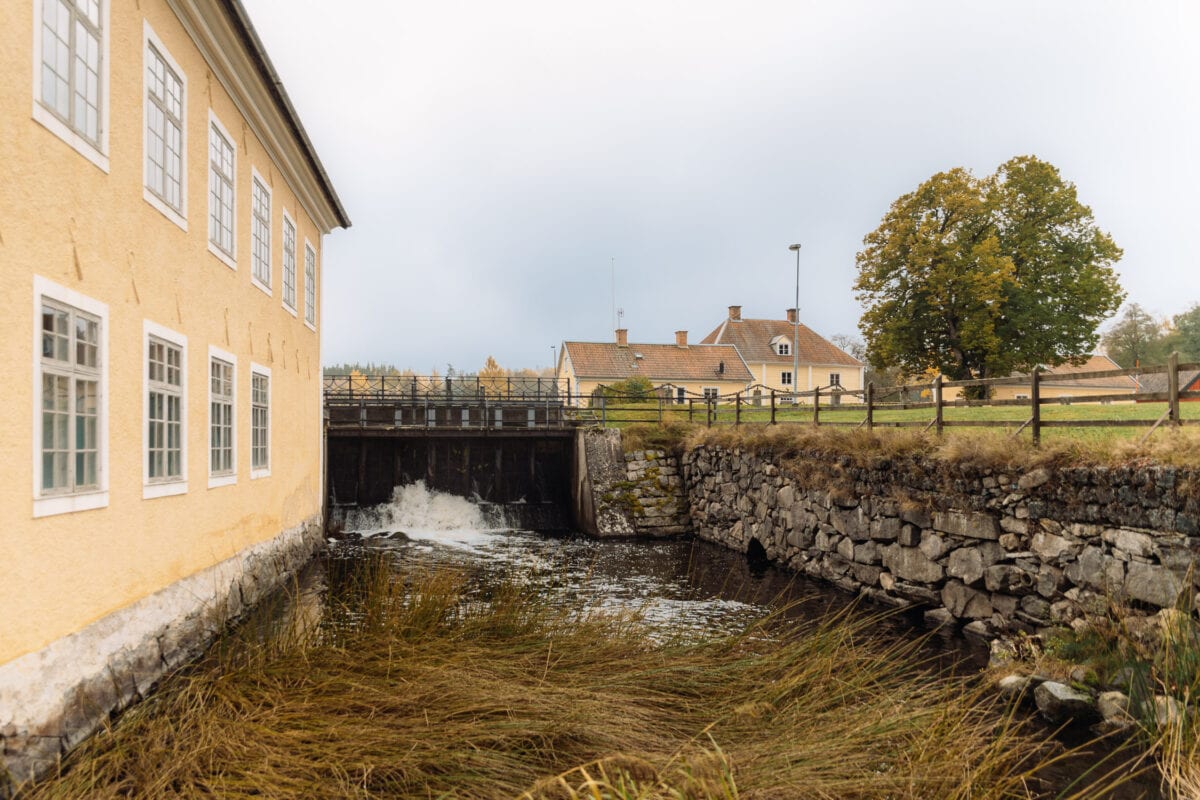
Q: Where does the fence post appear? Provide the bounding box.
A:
[1168,351,1181,426]
[934,374,944,436]
[1031,368,1041,446]
[658,391,664,423]
[813,385,820,426]
[707,400,713,428]
[735,393,741,426]
[600,395,607,427]
[688,398,694,423]
[866,382,874,430]
[770,389,776,424]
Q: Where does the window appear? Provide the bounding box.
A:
[145,325,186,497]
[829,373,841,387]
[34,277,108,517]
[303,242,316,327]
[144,34,184,220]
[208,114,235,265]
[702,387,719,401]
[281,215,296,311]
[251,172,271,292]
[676,386,686,405]
[250,366,270,477]
[209,350,235,486]
[781,371,793,386]
[777,342,790,356]
[35,0,107,167]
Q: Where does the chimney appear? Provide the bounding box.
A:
[615,328,628,347]
[728,305,742,321]
[786,308,798,324]
[675,330,688,348]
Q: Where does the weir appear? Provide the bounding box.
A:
[323,375,580,529]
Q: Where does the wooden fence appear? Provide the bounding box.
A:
[589,353,1199,444]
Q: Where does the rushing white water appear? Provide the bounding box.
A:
[338,481,510,551]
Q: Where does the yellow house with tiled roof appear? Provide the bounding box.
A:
[939,354,1139,403]
[559,329,754,405]
[700,306,865,403]
[1,0,348,784]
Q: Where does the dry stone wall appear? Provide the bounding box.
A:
[683,446,1199,638]
[620,449,690,537]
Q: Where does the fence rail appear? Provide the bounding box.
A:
[585,354,1199,444]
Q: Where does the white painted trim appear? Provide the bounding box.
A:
[207,344,237,488]
[32,276,110,518]
[280,209,297,315]
[249,166,273,296]
[142,319,188,500]
[30,0,110,173]
[141,21,188,231]
[249,362,271,479]
[303,237,317,331]
[206,108,237,270]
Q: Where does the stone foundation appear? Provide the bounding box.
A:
[684,446,1199,639]
[0,516,324,793]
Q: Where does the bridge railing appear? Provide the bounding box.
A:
[324,374,570,402]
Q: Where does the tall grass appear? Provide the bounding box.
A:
[24,554,1143,799]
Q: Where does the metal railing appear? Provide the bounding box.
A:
[323,374,569,402]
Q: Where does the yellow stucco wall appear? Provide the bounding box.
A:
[753,363,865,403]
[0,0,329,666]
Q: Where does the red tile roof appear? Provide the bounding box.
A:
[1019,354,1139,391]
[699,316,863,367]
[562,341,754,384]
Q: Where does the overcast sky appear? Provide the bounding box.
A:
[243,0,1199,374]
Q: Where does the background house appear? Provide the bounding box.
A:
[1,0,348,783]
[938,355,1139,403]
[1136,367,1200,402]
[559,329,753,405]
[699,305,865,403]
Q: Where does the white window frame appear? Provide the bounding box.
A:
[702,387,719,401]
[281,211,297,314]
[31,0,110,172]
[780,370,793,386]
[142,22,187,230]
[32,276,109,518]
[208,345,237,488]
[829,372,841,387]
[303,238,317,330]
[207,109,237,270]
[777,342,790,356]
[250,363,271,479]
[250,168,272,295]
[143,321,187,499]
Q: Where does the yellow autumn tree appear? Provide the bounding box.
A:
[480,355,507,397]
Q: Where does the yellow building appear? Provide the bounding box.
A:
[0,0,348,785]
[699,306,865,404]
[559,329,754,405]
[939,355,1139,403]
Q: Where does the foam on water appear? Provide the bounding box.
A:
[340,481,509,551]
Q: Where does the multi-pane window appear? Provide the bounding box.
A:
[702,387,719,401]
[209,121,235,257]
[40,299,101,494]
[777,342,790,355]
[781,371,793,386]
[282,217,296,309]
[147,337,182,482]
[251,177,271,288]
[210,358,233,475]
[251,371,269,472]
[829,373,842,387]
[145,43,183,212]
[304,244,316,325]
[39,0,103,145]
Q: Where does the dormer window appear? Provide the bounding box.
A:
[776,342,790,356]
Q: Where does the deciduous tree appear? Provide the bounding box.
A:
[855,156,1124,393]
[1102,304,1168,367]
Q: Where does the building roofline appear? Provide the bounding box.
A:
[222,0,350,229]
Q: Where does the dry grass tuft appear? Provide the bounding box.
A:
[25,554,1145,799]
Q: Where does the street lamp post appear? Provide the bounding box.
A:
[788,243,801,405]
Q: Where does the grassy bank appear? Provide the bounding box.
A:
[24,554,1145,799]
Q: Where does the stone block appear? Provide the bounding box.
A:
[919,531,949,561]
[870,516,901,542]
[1034,681,1097,723]
[900,506,933,529]
[1030,531,1074,562]
[837,537,856,561]
[831,507,870,542]
[1018,467,1052,490]
[1124,561,1184,609]
[1000,516,1029,535]
[947,547,985,586]
[933,510,1000,540]
[1064,546,1125,593]
[881,544,945,584]
[942,580,993,619]
[898,523,920,547]
[1102,528,1154,559]
[850,563,883,586]
[853,541,880,564]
